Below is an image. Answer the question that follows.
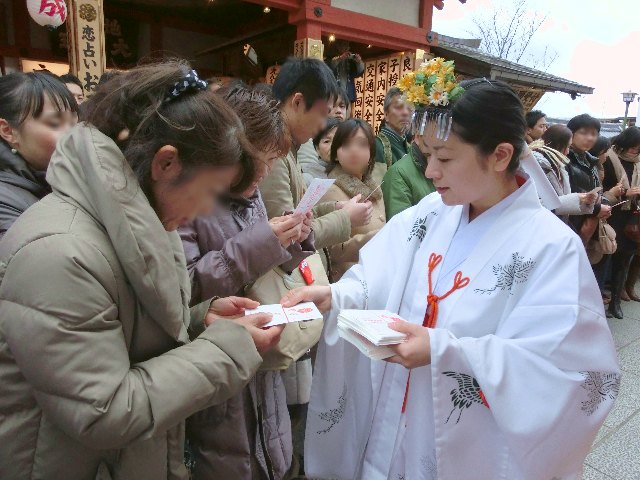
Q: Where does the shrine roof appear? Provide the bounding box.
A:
[430,36,594,97]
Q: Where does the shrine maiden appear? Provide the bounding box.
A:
[281,60,620,480]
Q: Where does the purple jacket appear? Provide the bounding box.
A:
[180,191,315,305]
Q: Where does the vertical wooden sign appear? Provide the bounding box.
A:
[374,59,388,133]
[362,61,376,130]
[387,55,402,89]
[67,0,105,96]
[353,75,364,120]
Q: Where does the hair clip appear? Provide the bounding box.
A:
[165,70,208,103]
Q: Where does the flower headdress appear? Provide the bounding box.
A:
[397,57,464,140]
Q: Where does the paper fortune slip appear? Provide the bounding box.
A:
[337,310,408,360]
[245,302,323,328]
[294,178,335,215]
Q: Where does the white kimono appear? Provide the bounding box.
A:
[305,177,620,480]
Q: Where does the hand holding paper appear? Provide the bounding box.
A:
[246,302,323,328]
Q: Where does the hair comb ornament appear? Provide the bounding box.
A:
[397,57,464,140]
[165,70,208,103]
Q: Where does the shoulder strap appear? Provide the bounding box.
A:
[379,133,393,168]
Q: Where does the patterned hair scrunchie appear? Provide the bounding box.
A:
[165,70,208,103]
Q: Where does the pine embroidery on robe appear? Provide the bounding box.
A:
[580,371,621,415]
[360,279,369,309]
[420,452,438,479]
[443,372,490,424]
[407,212,437,243]
[317,383,347,434]
[474,252,536,295]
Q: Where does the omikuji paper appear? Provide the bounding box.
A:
[246,302,322,327]
[293,178,336,215]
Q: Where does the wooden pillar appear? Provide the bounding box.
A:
[293,33,324,60]
[67,0,105,96]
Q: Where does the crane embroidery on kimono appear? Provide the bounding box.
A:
[580,371,621,416]
[443,371,490,424]
[317,383,347,434]
[474,252,536,295]
[407,212,437,243]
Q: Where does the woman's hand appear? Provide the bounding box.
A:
[626,186,640,197]
[297,211,314,243]
[269,215,304,248]
[384,321,431,369]
[607,182,624,199]
[598,204,612,220]
[579,191,599,205]
[281,286,332,313]
[342,194,373,227]
[205,296,284,353]
[206,296,259,324]
[234,314,285,353]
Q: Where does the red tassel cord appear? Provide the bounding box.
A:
[402,253,470,413]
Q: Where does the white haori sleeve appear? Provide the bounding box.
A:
[305,204,429,480]
[428,232,620,479]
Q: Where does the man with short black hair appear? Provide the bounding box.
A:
[525,110,548,143]
[259,58,372,475]
[375,87,412,166]
[60,73,85,105]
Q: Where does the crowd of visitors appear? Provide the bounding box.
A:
[0,54,622,480]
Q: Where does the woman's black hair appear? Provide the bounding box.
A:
[525,110,546,129]
[272,57,338,109]
[83,59,255,197]
[327,118,376,176]
[589,135,612,158]
[334,86,351,111]
[612,126,640,154]
[542,124,573,152]
[451,78,526,172]
[0,71,78,128]
[566,113,601,134]
[313,117,342,148]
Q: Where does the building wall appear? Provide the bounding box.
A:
[331,0,420,28]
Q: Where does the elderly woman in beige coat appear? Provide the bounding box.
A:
[0,61,283,480]
[322,119,386,280]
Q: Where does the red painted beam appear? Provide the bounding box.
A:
[289,1,432,51]
[419,0,435,30]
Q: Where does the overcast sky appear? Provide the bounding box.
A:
[433,0,640,120]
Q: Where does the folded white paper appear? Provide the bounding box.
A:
[245,302,322,327]
[337,310,408,359]
[294,178,335,215]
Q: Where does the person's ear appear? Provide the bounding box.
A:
[151,145,182,182]
[0,118,19,147]
[291,92,305,113]
[491,142,515,173]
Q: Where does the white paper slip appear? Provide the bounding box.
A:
[337,310,407,346]
[338,325,396,360]
[294,178,335,215]
[245,302,322,327]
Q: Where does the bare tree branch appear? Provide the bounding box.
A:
[467,0,557,70]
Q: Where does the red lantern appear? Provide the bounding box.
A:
[26,0,67,29]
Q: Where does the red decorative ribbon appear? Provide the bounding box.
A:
[402,253,470,413]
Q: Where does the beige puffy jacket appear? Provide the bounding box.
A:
[0,125,262,480]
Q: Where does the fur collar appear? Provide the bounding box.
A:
[329,165,382,201]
